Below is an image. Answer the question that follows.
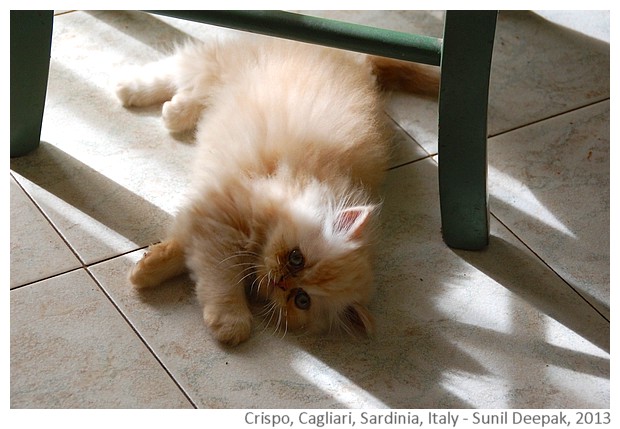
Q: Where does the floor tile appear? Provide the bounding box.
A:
[488,100,609,319]
[11,148,174,265]
[534,10,610,43]
[487,11,609,134]
[90,158,609,409]
[10,269,193,408]
[10,176,81,288]
[385,10,610,154]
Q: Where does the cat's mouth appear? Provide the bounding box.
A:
[275,276,291,291]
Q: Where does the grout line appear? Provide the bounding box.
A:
[384,112,437,170]
[10,172,86,267]
[387,155,436,171]
[490,212,610,323]
[489,97,610,139]
[54,10,77,17]
[83,266,199,408]
[381,107,610,323]
[10,171,149,276]
[86,245,150,268]
[11,247,150,290]
[11,172,196,406]
[10,267,84,291]
[383,99,609,322]
[10,263,199,406]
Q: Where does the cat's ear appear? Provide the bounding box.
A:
[344,303,375,336]
[334,205,375,241]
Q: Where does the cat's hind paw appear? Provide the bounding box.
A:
[162,93,203,133]
[115,78,147,108]
[115,66,174,108]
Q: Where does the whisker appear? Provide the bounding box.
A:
[255,302,276,318]
[218,250,260,266]
[243,239,262,250]
[291,327,311,340]
[229,265,257,287]
[248,277,260,297]
[275,308,283,337]
[339,316,355,337]
[261,302,279,333]
[228,262,257,269]
[281,308,288,339]
[256,315,269,333]
[236,268,259,286]
[218,254,244,266]
[252,272,271,296]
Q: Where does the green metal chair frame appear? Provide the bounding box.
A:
[10,10,497,250]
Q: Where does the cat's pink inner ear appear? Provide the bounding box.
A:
[335,206,373,240]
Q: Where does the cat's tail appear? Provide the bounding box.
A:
[368,56,440,97]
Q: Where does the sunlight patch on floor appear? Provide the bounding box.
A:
[291,350,389,408]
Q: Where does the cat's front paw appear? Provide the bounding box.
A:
[129,250,162,289]
[128,240,186,289]
[203,305,253,346]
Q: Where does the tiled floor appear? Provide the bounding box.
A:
[10,11,609,409]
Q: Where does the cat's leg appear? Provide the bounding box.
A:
[172,202,254,345]
[161,91,204,133]
[159,40,234,132]
[129,239,187,288]
[116,59,177,108]
[187,243,254,345]
[119,40,229,131]
[198,280,253,346]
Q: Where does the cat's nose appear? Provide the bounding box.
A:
[276,276,290,291]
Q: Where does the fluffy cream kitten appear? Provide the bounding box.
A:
[117,34,437,346]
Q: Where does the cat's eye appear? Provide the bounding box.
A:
[294,289,311,310]
[287,248,305,269]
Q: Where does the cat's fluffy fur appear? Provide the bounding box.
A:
[117,34,437,346]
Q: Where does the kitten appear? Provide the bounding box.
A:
[117,34,437,346]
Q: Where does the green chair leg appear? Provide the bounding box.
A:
[10,10,54,158]
[438,11,497,250]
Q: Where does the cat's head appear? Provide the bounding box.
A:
[247,179,378,338]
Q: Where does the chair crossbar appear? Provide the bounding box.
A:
[149,10,442,66]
